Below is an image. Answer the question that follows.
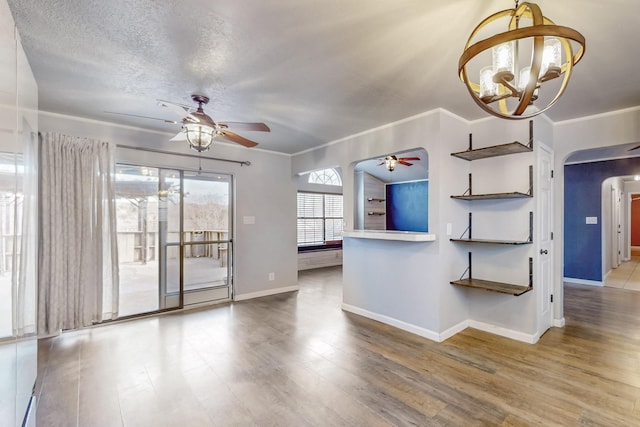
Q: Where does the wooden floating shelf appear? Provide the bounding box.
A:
[450,212,533,245]
[367,211,386,216]
[450,238,532,245]
[451,166,533,201]
[451,121,534,161]
[451,141,532,161]
[450,253,533,296]
[450,278,532,296]
[367,197,385,202]
[451,192,532,201]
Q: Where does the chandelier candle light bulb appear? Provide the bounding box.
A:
[492,42,515,79]
[480,66,498,101]
[540,38,562,80]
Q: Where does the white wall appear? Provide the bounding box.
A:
[294,109,470,338]
[293,109,557,342]
[463,116,553,337]
[38,112,299,300]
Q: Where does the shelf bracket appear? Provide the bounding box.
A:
[461,173,473,196]
[527,165,534,197]
[458,251,472,281]
[459,212,472,239]
[529,257,533,288]
[528,211,533,242]
[528,119,534,149]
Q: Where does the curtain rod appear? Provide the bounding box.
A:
[36,133,251,166]
[117,144,251,166]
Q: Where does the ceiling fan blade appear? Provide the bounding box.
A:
[629,145,640,151]
[217,130,259,148]
[157,99,199,122]
[399,157,420,161]
[217,122,270,132]
[169,131,186,142]
[104,111,179,124]
[399,161,413,166]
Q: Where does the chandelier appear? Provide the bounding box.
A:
[458,1,585,119]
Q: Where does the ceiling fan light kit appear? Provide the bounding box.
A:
[385,155,398,171]
[184,95,219,152]
[379,155,421,171]
[458,1,585,120]
[184,121,216,152]
[153,94,270,151]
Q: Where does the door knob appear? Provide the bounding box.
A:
[540,249,548,255]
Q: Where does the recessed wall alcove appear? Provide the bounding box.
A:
[353,148,428,232]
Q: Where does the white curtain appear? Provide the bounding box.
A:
[14,130,38,336]
[38,133,119,336]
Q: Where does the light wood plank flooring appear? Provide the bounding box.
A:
[37,266,640,426]
[605,256,640,291]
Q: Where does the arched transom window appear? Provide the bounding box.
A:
[308,168,342,186]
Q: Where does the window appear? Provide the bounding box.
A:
[308,168,342,186]
[297,192,343,248]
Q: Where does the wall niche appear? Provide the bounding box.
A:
[354,148,428,232]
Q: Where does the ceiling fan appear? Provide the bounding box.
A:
[108,94,270,152]
[378,155,420,171]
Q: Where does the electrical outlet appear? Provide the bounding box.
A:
[268,272,275,281]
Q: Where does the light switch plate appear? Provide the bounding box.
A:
[586,216,598,224]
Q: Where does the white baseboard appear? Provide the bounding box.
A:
[341,304,541,344]
[563,277,603,287]
[439,320,470,342]
[234,285,299,301]
[553,317,566,328]
[467,320,539,344]
[341,303,443,342]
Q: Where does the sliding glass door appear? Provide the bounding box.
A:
[115,165,163,316]
[181,171,232,305]
[116,165,232,317]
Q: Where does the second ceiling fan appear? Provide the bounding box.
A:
[379,155,420,171]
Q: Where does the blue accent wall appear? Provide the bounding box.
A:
[564,158,640,281]
[386,180,428,232]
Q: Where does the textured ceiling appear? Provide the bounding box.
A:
[7,0,640,154]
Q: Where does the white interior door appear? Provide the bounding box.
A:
[616,190,623,265]
[610,186,620,269]
[537,143,554,335]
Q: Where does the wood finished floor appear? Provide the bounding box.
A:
[37,266,640,426]
[605,256,640,291]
